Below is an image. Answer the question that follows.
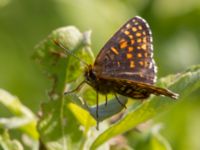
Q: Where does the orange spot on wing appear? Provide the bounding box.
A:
[126,53,133,59]
[138,25,143,30]
[141,44,147,50]
[111,47,119,55]
[120,41,128,49]
[144,52,148,57]
[131,40,135,45]
[128,47,134,52]
[139,61,144,66]
[130,61,135,68]
[132,27,137,32]
[124,30,130,35]
[137,38,142,43]
[137,53,142,58]
[136,32,142,37]
[129,35,133,39]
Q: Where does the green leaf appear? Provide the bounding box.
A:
[37,99,85,150]
[0,130,23,150]
[34,26,95,150]
[68,102,96,133]
[150,125,172,150]
[33,26,94,100]
[90,65,200,149]
[0,89,38,139]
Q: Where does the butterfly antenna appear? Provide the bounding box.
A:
[53,40,89,66]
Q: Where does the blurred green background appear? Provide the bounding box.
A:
[0,0,200,149]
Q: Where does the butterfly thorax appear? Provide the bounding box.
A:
[84,65,113,94]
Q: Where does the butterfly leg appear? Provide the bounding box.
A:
[64,81,85,95]
[105,94,108,106]
[96,91,99,130]
[114,93,127,109]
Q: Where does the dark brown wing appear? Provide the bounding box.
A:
[100,77,179,99]
[93,16,157,85]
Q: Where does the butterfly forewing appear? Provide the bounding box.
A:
[94,16,157,85]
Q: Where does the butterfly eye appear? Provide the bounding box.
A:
[85,68,97,83]
[89,70,96,81]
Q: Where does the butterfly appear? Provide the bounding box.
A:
[55,16,179,120]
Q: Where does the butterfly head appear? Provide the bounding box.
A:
[84,65,98,86]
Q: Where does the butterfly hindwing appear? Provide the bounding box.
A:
[94,16,157,85]
[100,77,178,99]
